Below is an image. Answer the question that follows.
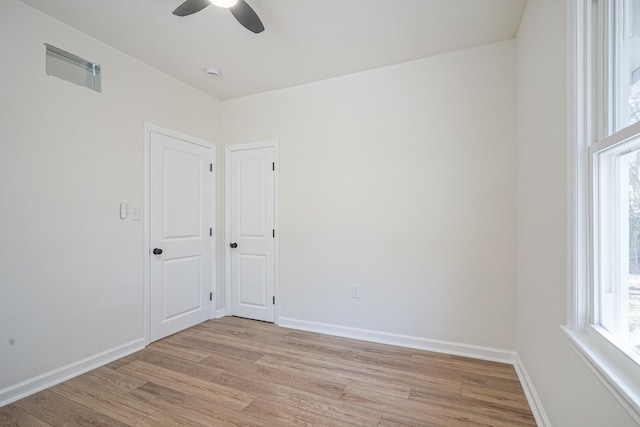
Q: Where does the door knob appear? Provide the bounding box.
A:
[153,248,163,255]
[230,242,238,248]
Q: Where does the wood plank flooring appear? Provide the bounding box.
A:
[0,317,536,426]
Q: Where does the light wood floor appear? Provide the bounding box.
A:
[0,317,536,426]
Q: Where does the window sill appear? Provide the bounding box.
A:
[562,325,640,423]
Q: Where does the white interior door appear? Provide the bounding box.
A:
[149,130,213,342]
[229,146,275,322]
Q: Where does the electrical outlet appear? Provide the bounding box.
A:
[351,284,360,299]
[130,204,140,221]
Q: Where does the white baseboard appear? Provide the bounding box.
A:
[1,318,551,427]
[0,338,144,407]
[278,317,516,364]
[279,317,550,425]
[513,355,552,427]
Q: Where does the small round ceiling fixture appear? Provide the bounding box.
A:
[205,68,221,77]
[208,0,237,8]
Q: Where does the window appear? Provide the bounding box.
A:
[592,126,640,357]
[612,0,640,131]
[592,0,640,353]
[568,0,640,421]
[606,0,640,131]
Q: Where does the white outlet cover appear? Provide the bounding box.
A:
[130,204,141,221]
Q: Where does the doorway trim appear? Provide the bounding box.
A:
[143,123,217,345]
[225,140,280,324]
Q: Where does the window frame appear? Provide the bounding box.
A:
[591,122,640,342]
[567,0,640,422]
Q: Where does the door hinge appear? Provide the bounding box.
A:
[272,296,275,305]
[210,227,213,236]
[272,229,275,238]
[272,162,275,171]
[210,163,213,172]
[210,292,213,301]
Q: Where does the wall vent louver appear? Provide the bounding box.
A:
[45,44,101,93]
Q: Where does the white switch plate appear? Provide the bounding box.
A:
[351,284,360,299]
[119,202,127,219]
[130,204,140,221]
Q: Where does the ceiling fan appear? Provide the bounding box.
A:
[172,0,265,34]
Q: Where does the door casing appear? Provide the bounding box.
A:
[225,140,280,324]
[144,123,216,345]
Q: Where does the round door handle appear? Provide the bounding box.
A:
[230,242,238,249]
[153,248,163,255]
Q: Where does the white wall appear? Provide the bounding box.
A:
[9,2,634,423]
[515,0,638,425]
[0,0,219,396]
[220,41,518,350]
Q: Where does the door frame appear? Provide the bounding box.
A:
[225,140,280,324]
[143,123,216,345]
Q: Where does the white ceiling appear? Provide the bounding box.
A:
[19,0,527,101]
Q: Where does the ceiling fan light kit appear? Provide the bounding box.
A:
[205,68,221,77]
[172,0,264,34]
[208,0,237,8]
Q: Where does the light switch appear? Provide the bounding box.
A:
[130,204,140,221]
[119,202,127,219]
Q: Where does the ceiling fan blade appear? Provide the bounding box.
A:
[173,0,210,16]
[229,0,264,33]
